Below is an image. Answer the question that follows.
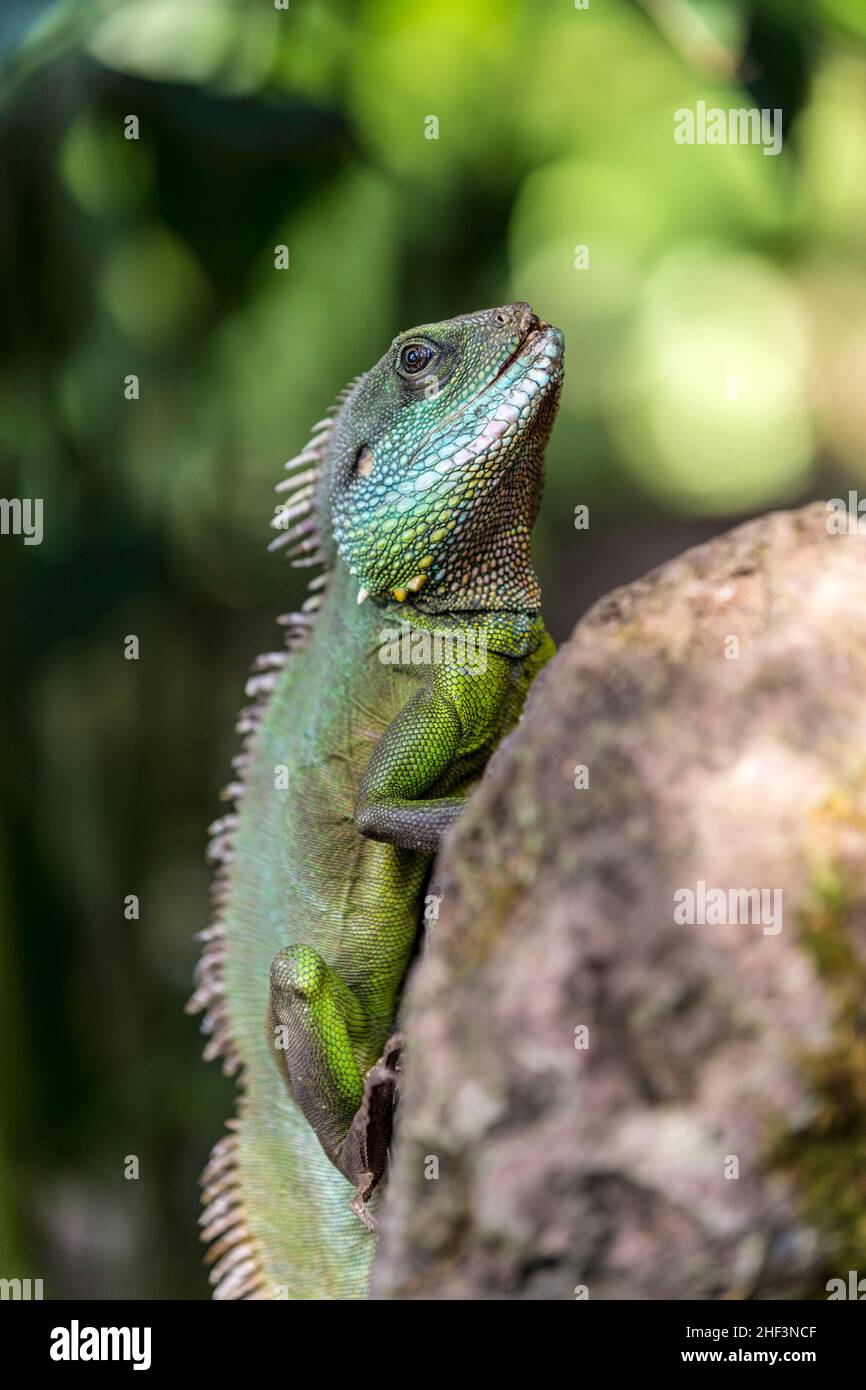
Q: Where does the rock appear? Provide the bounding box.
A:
[373,503,866,1300]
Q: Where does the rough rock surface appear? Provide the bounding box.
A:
[373,503,866,1300]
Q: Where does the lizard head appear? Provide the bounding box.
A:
[327,302,564,612]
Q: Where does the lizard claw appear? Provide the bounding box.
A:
[349,1179,377,1232]
[341,1033,405,1228]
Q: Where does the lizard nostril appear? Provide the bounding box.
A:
[520,308,540,337]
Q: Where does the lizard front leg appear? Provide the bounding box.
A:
[353,685,469,853]
[354,652,514,852]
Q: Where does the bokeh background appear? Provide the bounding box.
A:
[1,0,865,1299]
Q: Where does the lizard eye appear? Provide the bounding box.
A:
[398,342,434,376]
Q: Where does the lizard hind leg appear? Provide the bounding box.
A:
[268,945,400,1227]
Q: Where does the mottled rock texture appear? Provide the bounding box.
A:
[373,504,866,1300]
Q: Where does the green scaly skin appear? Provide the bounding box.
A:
[189,303,564,1299]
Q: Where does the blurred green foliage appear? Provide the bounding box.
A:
[1,0,865,1297]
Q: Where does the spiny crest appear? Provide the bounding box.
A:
[198,1124,269,1299]
[187,388,354,1297]
[185,407,336,1073]
[267,415,329,566]
[267,376,361,572]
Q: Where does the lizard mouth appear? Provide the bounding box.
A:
[494,319,561,386]
[445,322,564,468]
[492,319,558,384]
[397,319,563,479]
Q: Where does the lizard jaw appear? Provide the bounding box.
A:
[434,322,564,477]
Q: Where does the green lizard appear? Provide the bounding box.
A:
[188,302,564,1299]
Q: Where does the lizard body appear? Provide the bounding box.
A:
[189,303,564,1299]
